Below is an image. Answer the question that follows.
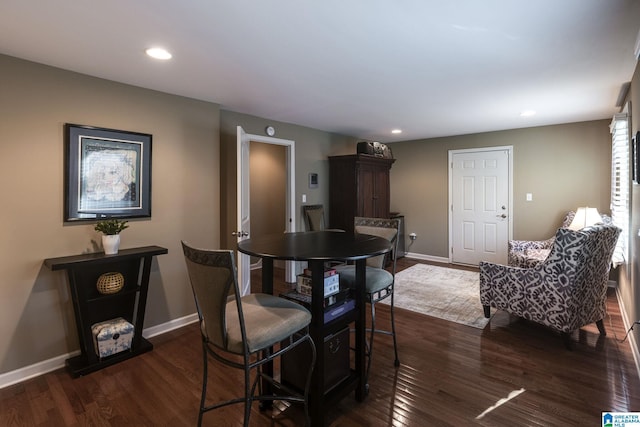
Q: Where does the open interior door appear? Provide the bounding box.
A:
[236,126,251,295]
[236,126,298,291]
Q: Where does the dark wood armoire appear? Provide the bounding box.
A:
[328,154,395,233]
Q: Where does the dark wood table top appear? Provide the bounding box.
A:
[237,230,391,261]
[44,246,168,270]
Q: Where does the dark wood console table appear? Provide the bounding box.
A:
[44,246,168,376]
[237,231,390,427]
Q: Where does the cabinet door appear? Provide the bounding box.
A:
[372,164,390,218]
[358,163,390,219]
[357,164,376,218]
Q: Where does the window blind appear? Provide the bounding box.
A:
[610,112,629,267]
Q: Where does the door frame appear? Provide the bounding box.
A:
[447,146,513,264]
[237,126,296,295]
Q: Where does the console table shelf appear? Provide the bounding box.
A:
[44,245,168,376]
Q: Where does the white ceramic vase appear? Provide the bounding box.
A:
[102,234,121,255]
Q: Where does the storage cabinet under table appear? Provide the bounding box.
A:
[282,326,351,394]
[44,246,168,376]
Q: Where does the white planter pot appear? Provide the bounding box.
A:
[102,234,121,255]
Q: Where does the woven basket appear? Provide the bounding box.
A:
[96,272,125,295]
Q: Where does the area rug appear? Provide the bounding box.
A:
[381,263,492,329]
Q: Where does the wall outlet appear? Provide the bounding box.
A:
[409,232,417,240]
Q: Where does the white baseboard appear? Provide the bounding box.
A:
[142,313,198,339]
[404,252,449,264]
[0,350,82,390]
[0,312,199,390]
[615,287,640,380]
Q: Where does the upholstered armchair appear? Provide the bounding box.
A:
[480,224,621,348]
[508,211,576,268]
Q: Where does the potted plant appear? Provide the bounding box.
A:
[95,219,129,254]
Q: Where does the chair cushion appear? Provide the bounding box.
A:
[525,248,550,261]
[509,248,551,268]
[334,264,393,294]
[225,293,311,354]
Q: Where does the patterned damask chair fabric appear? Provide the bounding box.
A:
[507,211,576,268]
[480,224,621,348]
[508,211,615,269]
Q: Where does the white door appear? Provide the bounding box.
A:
[237,126,251,295]
[236,126,297,295]
[449,147,512,266]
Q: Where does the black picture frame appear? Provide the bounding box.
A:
[64,124,152,221]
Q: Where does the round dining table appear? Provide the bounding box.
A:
[237,230,391,427]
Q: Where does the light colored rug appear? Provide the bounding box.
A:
[381,263,492,329]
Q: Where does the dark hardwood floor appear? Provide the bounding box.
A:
[1,258,639,426]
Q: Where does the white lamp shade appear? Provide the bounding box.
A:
[568,207,601,230]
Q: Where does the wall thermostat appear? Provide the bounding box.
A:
[309,173,318,188]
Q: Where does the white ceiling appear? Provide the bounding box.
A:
[1,1,639,142]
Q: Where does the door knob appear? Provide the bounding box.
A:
[232,231,249,237]
[497,214,507,219]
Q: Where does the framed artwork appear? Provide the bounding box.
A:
[64,124,152,221]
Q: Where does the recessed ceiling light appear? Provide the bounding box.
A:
[145,47,172,60]
[391,129,402,134]
[520,110,536,117]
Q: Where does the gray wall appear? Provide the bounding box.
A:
[390,120,612,258]
[0,54,220,375]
